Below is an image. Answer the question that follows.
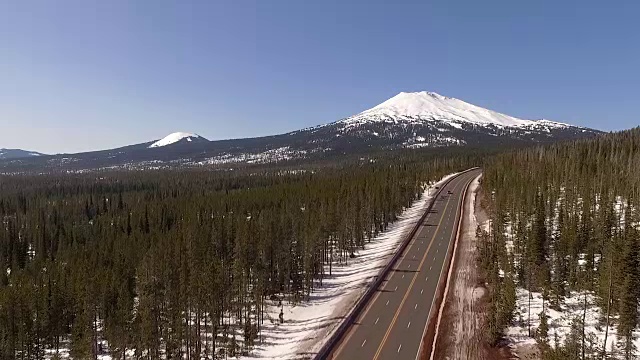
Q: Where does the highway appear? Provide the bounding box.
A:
[329,169,481,360]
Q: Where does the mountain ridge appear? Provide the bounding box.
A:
[0,91,601,171]
[337,91,571,129]
[0,148,45,160]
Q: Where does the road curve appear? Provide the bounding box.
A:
[328,169,481,360]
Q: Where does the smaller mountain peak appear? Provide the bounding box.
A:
[149,132,207,148]
[0,148,44,159]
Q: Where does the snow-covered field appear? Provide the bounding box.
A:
[404,135,465,149]
[503,193,640,358]
[199,147,314,165]
[507,289,640,357]
[235,172,460,359]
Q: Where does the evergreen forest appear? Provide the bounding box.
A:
[480,128,640,359]
[0,154,477,359]
[6,126,640,360]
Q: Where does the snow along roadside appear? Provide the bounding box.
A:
[238,172,461,360]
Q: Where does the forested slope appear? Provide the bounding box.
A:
[0,154,477,359]
[481,128,640,359]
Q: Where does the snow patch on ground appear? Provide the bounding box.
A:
[504,191,640,358]
[448,121,463,129]
[507,289,640,357]
[199,147,312,165]
[403,136,465,149]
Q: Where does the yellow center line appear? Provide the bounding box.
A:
[371,177,464,360]
[331,176,462,358]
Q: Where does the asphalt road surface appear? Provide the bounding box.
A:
[330,169,481,360]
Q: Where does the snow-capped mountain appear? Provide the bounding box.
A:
[0,148,44,160]
[341,91,568,129]
[291,91,598,150]
[0,91,601,171]
[149,132,208,148]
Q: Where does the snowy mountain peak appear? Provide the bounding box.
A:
[347,91,568,129]
[149,132,207,148]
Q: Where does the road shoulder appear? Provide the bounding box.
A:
[427,175,506,359]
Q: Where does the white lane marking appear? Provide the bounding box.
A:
[386,300,389,306]
[397,344,402,353]
[415,304,418,310]
[361,339,367,347]
[420,289,424,294]
[413,255,416,259]
[425,276,428,281]
[430,265,432,270]
[407,264,410,268]
[375,317,379,324]
[395,286,398,291]
[402,274,405,278]
[407,322,411,328]
[433,256,436,261]
[437,248,439,253]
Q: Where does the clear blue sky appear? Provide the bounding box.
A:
[1,0,638,154]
